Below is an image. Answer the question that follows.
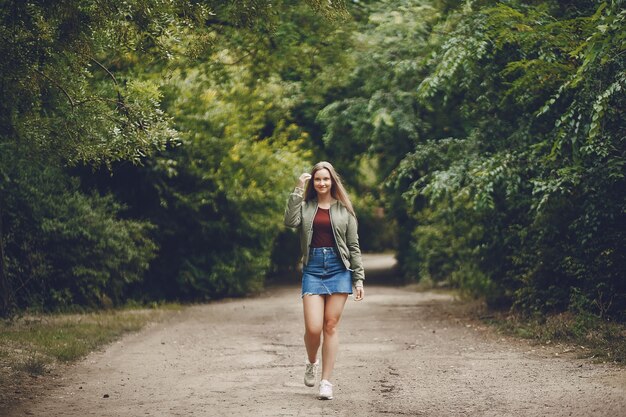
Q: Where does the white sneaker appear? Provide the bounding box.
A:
[304,360,318,387]
[318,379,333,400]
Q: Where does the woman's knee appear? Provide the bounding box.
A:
[323,317,340,335]
[305,325,322,339]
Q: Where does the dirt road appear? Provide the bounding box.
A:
[9,255,626,416]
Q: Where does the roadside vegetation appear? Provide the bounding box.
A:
[488,312,626,364]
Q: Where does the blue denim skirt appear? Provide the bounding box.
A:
[301,247,353,297]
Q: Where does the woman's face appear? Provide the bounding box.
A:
[313,168,332,196]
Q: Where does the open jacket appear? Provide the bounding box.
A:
[283,188,365,285]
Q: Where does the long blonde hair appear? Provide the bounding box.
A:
[304,161,356,217]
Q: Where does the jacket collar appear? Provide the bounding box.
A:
[311,197,339,207]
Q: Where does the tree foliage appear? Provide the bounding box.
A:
[0,0,348,313]
[2,0,623,322]
[324,0,625,319]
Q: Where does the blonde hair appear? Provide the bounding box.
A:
[304,161,356,217]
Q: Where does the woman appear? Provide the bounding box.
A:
[284,161,365,400]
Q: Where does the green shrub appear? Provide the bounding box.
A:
[2,154,156,311]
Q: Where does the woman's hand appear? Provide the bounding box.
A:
[354,286,364,301]
[297,173,312,189]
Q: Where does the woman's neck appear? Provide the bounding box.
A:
[317,193,333,208]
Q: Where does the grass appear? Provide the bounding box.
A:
[423,287,626,365]
[0,303,184,413]
[0,304,182,376]
[17,355,48,376]
[483,310,626,364]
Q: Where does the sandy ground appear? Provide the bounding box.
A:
[6,254,626,417]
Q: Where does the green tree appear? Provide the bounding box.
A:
[0,0,349,313]
[320,0,625,319]
[68,0,352,300]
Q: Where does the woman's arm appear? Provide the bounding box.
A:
[284,187,304,228]
[284,173,311,228]
[346,214,365,285]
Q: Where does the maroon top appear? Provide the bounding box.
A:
[311,208,336,248]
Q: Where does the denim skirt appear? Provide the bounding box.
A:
[301,247,353,297]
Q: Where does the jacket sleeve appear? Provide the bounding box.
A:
[347,213,365,285]
[284,188,304,228]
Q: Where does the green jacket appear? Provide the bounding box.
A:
[284,188,365,285]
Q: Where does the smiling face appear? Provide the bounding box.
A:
[313,168,332,196]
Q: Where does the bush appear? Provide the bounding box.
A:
[2,155,156,311]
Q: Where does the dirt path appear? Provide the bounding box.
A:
[9,255,626,417]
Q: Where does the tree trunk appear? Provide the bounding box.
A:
[0,197,11,317]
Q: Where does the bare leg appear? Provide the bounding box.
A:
[303,295,325,363]
[321,293,349,381]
